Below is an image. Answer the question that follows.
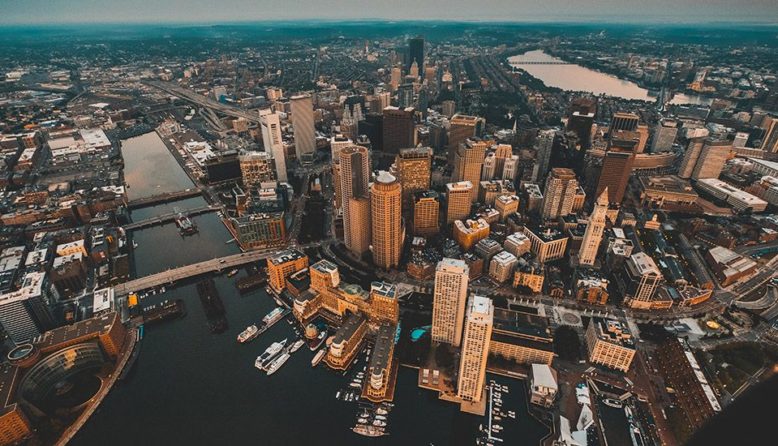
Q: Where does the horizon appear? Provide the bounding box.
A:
[1,0,777,26]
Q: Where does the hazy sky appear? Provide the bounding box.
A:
[1,0,776,25]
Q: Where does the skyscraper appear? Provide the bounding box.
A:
[596,139,635,206]
[579,189,608,266]
[413,190,440,237]
[453,139,488,202]
[259,109,287,182]
[290,94,315,158]
[446,181,473,224]
[394,147,432,219]
[382,106,415,153]
[408,37,424,72]
[457,295,494,405]
[541,168,578,220]
[431,258,469,347]
[371,171,403,270]
[339,146,371,256]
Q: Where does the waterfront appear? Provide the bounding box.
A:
[509,49,711,105]
[71,135,550,445]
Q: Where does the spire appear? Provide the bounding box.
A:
[597,187,609,206]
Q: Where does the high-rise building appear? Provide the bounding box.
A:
[413,190,440,237]
[453,139,488,202]
[431,258,470,346]
[394,147,432,218]
[596,150,634,205]
[259,109,287,182]
[382,106,415,153]
[651,119,678,153]
[457,295,494,405]
[238,151,276,188]
[579,189,608,266]
[533,130,556,182]
[408,37,424,71]
[290,94,316,158]
[448,115,485,161]
[371,171,403,270]
[542,168,578,220]
[339,146,371,255]
[760,116,778,153]
[610,112,640,133]
[446,181,473,224]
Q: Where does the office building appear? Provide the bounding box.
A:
[651,119,678,153]
[290,94,316,158]
[542,168,578,220]
[238,151,276,188]
[431,258,470,347]
[585,318,636,372]
[489,251,518,283]
[339,146,371,255]
[371,171,403,270]
[446,181,473,224]
[382,106,415,153]
[394,147,432,217]
[413,190,440,237]
[452,139,488,202]
[457,295,494,407]
[578,189,608,266]
[259,109,287,182]
[267,249,308,292]
[408,37,424,71]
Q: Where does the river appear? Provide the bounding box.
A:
[509,50,712,105]
[72,133,550,445]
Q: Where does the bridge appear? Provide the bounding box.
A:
[511,61,572,65]
[113,240,330,296]
[144,80,262,123]
[124,205,220,231]
[128,189,203,209]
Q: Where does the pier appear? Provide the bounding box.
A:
[127,189,203,209]
[124,205,220,230]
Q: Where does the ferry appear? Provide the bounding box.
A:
[311,348,327,367]
[310,331,327,351]
[263,307,287,327]
[290,339,305,353]
[237,325,260,343]
[266,352,291,375]
[352,425,387,438]
[227,269,239,278]
[175,213,198,235]
[255,339,287,370]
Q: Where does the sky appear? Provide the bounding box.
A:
[0,0,776,25]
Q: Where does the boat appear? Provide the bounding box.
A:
[311,349,327,367]
[266,351,291,375]
[310,331,327,351]
[237,325,260,343]
[352,425,387,437]
[372,420,386,427]
[255,339,288,370]
[263,307,287,327]
[175,213,198,235]
[290,339,305,353]
[227,269,239,278]
[603,398,624,409]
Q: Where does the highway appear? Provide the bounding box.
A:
[144,80,262,122]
